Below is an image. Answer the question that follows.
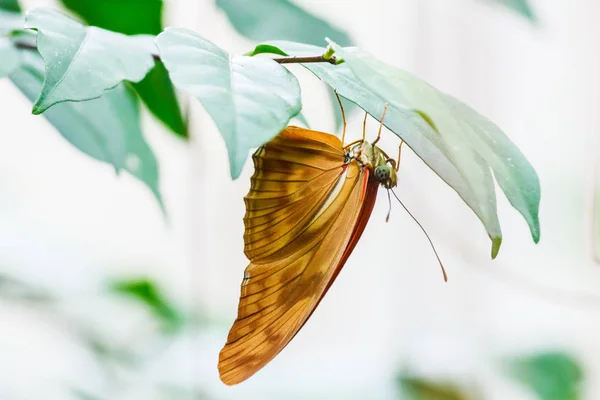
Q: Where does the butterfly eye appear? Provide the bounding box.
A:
[374,164,397,188]
[375,165,391,181]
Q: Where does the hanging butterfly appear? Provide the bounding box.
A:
[218,93,445,385]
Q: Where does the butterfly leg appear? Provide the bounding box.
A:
[372,103,389,146]
[395,140,404,171]
[382,140,404,170]
[362,111,368,141]
[334,90,347,145]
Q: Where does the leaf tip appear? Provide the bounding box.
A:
[530,218,541,244]
[491,236,502,259]
[228,145,250,180]
[229,164,243,180]
[31,102,45,115]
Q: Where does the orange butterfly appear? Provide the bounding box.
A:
[218,96,443,385]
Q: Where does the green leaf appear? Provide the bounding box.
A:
[508,352,583,400]
[110,278,184,333]
[0,0,20,13]
[59,0,162,35]
[227,0,354,131]
[329,88,358,133]
[85,335,138,365]
[0,37,19,77]
[333,42,540,256]
[293,110,310,128]
[59,0,187,137]
[216,0,352,46]
[24,8,155,114]
[132,61,187,137]
[398,377,472,400]
[157,28,301,178]
[10,51,163,206]
[491,0,536,21]
[245,43,287,57]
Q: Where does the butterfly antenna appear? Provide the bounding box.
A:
[391,189,448,282]
[386,189,392,223]
[334,90,347,145]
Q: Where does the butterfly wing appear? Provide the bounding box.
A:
[218,127,379,385]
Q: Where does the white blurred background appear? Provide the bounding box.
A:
[1,0,599,399]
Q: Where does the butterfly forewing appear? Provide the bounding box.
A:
[218,127,379,385]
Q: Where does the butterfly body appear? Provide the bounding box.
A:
[219,126,397,385]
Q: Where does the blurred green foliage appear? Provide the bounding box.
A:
[110,278,185,333]
[71,388,104,400]
[0,274,54,303]
[60,0,162,35]
[398,376,473,400]
[508,352,583,400]
[0,0,19,12]
[492,0,536,21]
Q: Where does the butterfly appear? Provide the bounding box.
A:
[218,95,445,385]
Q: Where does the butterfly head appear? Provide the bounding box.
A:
[347,141,398,189]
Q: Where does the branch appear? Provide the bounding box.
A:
[13,40,338,65]
[271,55,338,65]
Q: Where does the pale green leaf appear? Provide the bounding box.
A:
[0,37,19,77]
[218,0,355,131]
[330,89,358,132]
[59,0,187,137]
[10,51,163,207]
[156,27,301,178]
[0,9,24,34]
[330,41,540,255]
[24,8,154,114]
[216,0,351,46]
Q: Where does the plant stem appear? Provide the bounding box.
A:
[13,40,338,65]
[271,55,338,65]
